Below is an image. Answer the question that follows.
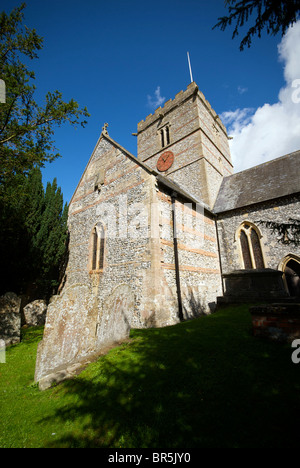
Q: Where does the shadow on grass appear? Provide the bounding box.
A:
[41,306,300,448]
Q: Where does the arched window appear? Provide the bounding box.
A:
[240,229,252,269]
[279,254,300,297]
[237,222,265,269]
[250,228,265,268]
[92,228,98,270]
[90,223,105,271]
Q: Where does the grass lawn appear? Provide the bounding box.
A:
[0,304,300,448]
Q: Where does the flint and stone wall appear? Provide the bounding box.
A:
[35,136,157,387]
[157,189,221,318]
[35,83,231,388]
[35,133,223,388]
[216,195,300,275]
[137,82,233,209]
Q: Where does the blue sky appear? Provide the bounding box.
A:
[3,0,299,203]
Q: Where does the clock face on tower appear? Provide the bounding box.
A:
[157,151,174,172]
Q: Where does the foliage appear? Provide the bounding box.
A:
[0,167,68,298]
[258,218,300,246]
[214,0,300,50]
[34,176,69,292]
[1,305,300,448]
[0,3,89,184]
[0,3,88,298]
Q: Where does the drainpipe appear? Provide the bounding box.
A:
[215,217,225,296]
[171,192,184,321]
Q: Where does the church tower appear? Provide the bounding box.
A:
[137,82,233,208]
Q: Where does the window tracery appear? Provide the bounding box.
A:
[237,222,265,269]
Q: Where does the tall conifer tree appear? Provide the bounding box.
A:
[0,168,68,299]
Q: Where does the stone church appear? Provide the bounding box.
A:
[35,81,300,389]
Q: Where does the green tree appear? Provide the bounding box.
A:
[0,3,87,298]
[258,218,300,246]
[0,174,31,294]
[35,177,69,296]
[0,3,89,184]
[214,0,300,50]
[0,168,68,299]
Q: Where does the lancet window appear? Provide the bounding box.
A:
[238,222,265,269]
[91,223,105,271]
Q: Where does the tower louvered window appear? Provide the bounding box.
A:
[160,125,170,148]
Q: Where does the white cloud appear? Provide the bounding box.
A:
[237,85,248,95]
[147,86,166,109]
[221,21,300,173]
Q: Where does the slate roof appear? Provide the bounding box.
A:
[214,150,300,214]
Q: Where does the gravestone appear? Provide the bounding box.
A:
[0,79,5,103]
[23,300,47,326]
[0,292,21,345]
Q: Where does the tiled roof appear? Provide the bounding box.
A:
[214,150,300,213]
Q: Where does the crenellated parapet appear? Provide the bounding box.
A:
[137,81,228,137]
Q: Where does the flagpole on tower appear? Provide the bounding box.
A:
[187,52,193,83]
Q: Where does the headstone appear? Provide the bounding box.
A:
[23,300,47,326]
[0,79,6,103]
[0,292,21,345]
[35,284,99,387]
[0,339,6,363]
